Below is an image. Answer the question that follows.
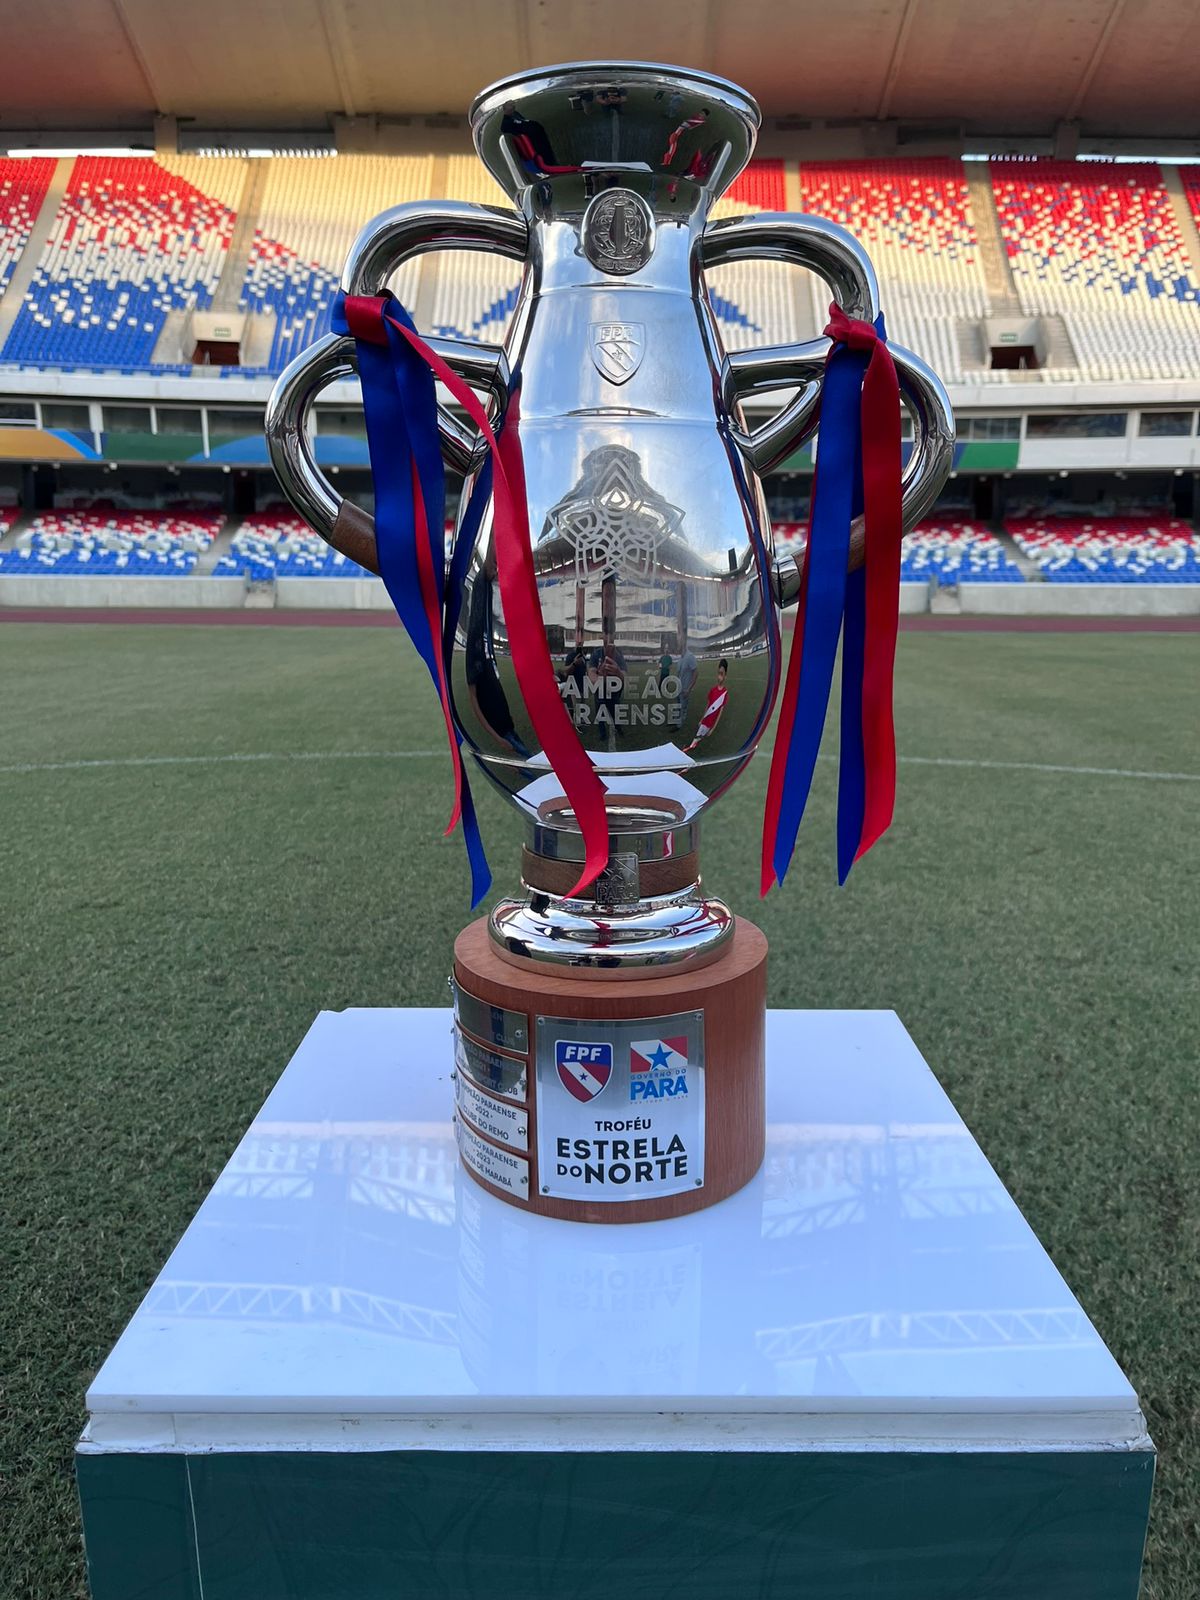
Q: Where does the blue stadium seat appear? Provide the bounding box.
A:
[0,510,222,574]
[1,157,240,372]
[212,513,373,579]
[1007,514,1200,582]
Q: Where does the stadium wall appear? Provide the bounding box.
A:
[5,576,1195,617]
[0,575,244,607]
[275,576,392,610]
[0,576,933,614]
[958,582,1200,616]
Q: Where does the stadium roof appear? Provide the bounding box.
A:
[2,0,1199,146]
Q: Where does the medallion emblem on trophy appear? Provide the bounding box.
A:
[266,61,954,1223]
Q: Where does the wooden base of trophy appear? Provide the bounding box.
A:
[452,917,767,1223]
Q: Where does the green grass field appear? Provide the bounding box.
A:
[2,620,1197,1600]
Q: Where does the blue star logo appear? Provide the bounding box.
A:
[647,1044,672,1072]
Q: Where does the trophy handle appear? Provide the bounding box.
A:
[265,200,529,571]
[702,212,955,528]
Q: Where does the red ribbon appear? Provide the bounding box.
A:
[759,549,808,897]
[344,295,609,898]
[823,305,903,860]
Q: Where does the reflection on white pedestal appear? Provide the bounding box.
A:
[87,1008,1134,1423]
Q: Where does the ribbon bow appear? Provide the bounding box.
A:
[761,302,903,894]
[333,290,609,904]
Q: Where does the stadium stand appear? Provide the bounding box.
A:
[714,160,789,216]
[1,157,244,373]
[797,160,987,381]
[0,510,222,574]
[2,152,1199,388]
[212,511,371,579]
[990,160,1200,381]
[430,154,523,343]
[775,513,1024,584]
[1006,512,1200,582]
[706,160,810,349]
[899,516,1025,585]
[772,521,805,553]
[237,155,430,372]
[0,157,55,292]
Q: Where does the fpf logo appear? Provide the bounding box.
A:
[555,1040,613,1103]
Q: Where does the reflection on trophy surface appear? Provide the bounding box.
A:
[267,60,953,1221]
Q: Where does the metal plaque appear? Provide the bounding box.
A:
[452,978,528,1055]
[454,1025,527,1102]
[455,1072,529,1153]
[535,1011,704,1203]
[456,1114,530,1202]
[581,188,655,276]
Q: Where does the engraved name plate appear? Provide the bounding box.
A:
[455,1114,530,1202]
[454,1026,527,1103]
[452,978,528,1055]
[455,1072,529,1152]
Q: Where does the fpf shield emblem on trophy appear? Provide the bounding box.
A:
[266,61,954,1223]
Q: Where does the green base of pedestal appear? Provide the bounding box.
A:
[78,1445,1153,1600]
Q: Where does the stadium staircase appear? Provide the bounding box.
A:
[192,515,237,574]
[1038,312,1081,370]
[0,510,28,549]
[408,154,449,330]
[996,528,1044,580]
[963,162,1020,312]
[1161,165,1200,279]
[212,162,267,314]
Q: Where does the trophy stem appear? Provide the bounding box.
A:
[488,802,734,975]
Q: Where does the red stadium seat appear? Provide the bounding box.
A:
[0,157,56,292]
[1006,512,1200,582]
[990,160,1200,380]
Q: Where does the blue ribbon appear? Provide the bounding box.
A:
[835,403,868,885]
[332,290,492,904]
[771,339,868,886]
[442,454,495,902]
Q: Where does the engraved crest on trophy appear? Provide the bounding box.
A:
[590,321,645,384]
[540,445,683,584]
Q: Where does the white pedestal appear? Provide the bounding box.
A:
[78,1009,1153,1600]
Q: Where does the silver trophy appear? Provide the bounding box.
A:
[267,61,952,977]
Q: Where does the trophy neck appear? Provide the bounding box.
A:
[527,801,699,867]
[490,885,734,976]
[483,805,732,976]
[471,60,760,210]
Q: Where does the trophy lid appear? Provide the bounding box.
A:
[471,60,761,206]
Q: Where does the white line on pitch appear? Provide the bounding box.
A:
[893,754,1200,782]
[0,749,1197,783]
[0,750,443,775]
